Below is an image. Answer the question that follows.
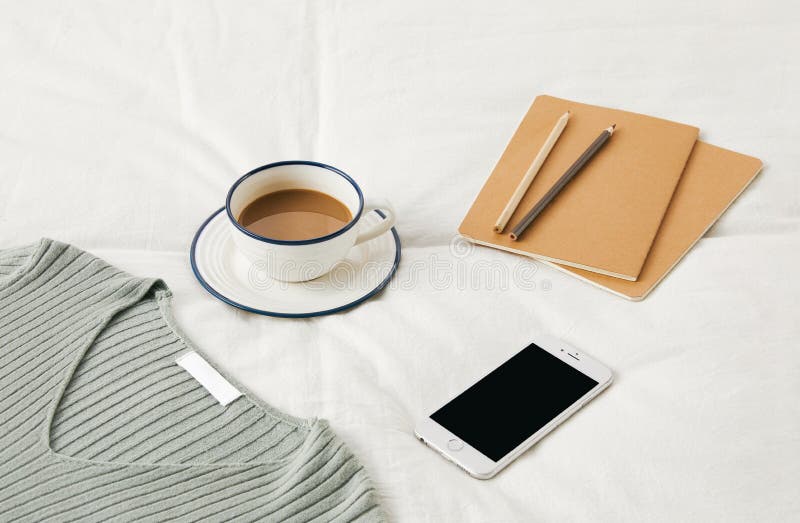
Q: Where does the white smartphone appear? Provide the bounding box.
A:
[414,335,612,479]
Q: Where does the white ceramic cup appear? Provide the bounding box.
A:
[226,161,396,283]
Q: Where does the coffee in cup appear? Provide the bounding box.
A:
[226,161,395,283]
[237,189,353,241]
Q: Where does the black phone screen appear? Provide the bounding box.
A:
[430,343,599,462]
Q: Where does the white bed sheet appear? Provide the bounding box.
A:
[1,1,798,521]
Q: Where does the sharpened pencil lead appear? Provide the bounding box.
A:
[493,110,571,233]
[509,122,616,240]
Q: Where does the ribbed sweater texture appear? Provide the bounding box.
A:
[0,239,385,522]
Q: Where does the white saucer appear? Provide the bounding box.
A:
[190,208,401,317]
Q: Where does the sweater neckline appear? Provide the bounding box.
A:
[22,240,325,471]
[0,237,50,291]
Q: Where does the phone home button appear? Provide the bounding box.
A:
[447,438,464,451]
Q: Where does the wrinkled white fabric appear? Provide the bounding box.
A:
[1,1,797,521]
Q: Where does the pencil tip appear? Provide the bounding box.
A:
[611,123,616,129]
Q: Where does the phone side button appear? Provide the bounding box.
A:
[447,438,464,451]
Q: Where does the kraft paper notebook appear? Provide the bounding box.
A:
[459,95,700,280]
[548,141,763,300]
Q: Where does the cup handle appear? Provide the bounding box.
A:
[354,200,396,245]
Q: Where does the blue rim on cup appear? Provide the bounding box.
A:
[225,160,365,246]
[225,160,396,283]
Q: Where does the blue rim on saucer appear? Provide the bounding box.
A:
[190,207,401,318]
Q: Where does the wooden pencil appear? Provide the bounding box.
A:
[494,111,570,233]
[509,123,616,241]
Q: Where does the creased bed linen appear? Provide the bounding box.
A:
[1,1,798,521]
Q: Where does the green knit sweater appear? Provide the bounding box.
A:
[0,239,385,522]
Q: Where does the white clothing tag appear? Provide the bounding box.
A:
[176,351,242,406]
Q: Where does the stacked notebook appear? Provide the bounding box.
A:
[459,95,763,300]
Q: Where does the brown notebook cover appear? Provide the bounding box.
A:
[548,141,763,300]
[459,95,699,280]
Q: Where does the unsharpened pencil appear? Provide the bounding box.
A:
[494,111,571,233]
[509,124,616,241]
